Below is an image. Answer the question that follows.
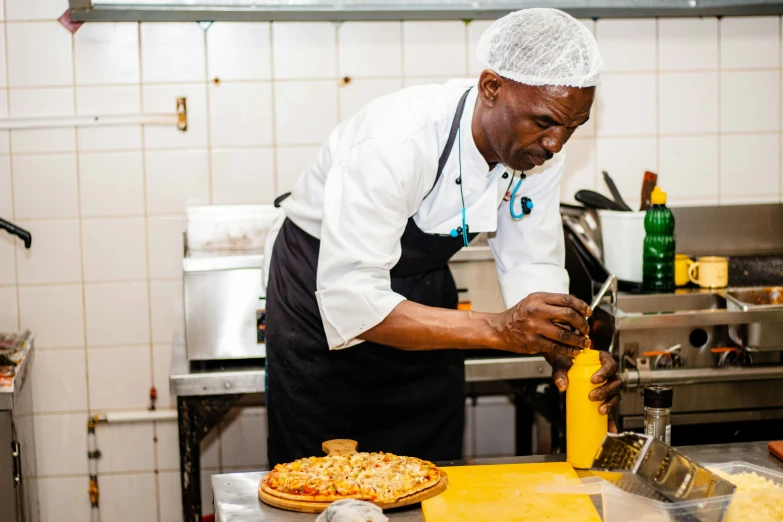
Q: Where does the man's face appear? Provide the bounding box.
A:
[477,73,595,172]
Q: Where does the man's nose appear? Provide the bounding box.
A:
[541,128,567,154]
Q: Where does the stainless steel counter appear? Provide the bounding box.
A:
[169,333,552,397]
[0,347,33,411]
[212,441,782,522]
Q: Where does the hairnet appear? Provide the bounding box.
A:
[476,8,602,88]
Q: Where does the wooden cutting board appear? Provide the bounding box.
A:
[258,439,448,513]
[421,462,601,522]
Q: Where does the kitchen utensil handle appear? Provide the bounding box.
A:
[590,274,618,312]
[602,171,632,211]
[688,262,701,285]
[575,190,625,211]
[0,217,31,249]
[639,171,658,211]
[769,441,783,462]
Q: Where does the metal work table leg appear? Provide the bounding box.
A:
[512,380,565,456]
[177,394,240,522]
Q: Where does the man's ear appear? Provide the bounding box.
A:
[477,69,503,108]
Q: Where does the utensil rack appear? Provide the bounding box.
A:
[0,96,187,132]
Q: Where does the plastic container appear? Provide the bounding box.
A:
[642,186,676,293]
[536,461,783,522]
[598,210,646,283]
[566,349,608,469]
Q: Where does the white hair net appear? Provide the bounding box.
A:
[476,8,602,88]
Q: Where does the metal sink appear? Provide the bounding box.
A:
[602,290,783,330]
[616,292,726,315]
[726,287,783,351]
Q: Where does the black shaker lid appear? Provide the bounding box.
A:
[644,385,673,408]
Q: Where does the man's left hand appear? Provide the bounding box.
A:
[546,350,622,433]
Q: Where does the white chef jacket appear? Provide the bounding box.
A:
[264,79,569,350]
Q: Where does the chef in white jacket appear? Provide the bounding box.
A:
[263,8,621,466]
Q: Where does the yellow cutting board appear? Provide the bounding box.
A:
[421,462,601,522]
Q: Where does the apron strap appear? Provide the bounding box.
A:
[274,192,291,208]
[422,87,473,201]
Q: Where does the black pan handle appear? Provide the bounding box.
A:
[0,217,32,249]
[574,190,626,212]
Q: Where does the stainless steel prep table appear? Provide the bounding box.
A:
[170,333,554,522]
[212,441,783,522]
[0,345,38,522]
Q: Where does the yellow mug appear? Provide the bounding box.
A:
[688,256,729,289]
[674,254,694,287]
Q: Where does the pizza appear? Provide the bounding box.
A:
[260,451,442,504]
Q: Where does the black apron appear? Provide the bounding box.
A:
[265,89,476,467]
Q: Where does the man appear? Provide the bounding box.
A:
[263,8,621,467]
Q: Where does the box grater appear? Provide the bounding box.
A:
[591,433,736,522]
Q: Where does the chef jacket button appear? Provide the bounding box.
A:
[455,177,462,185]
[502,172,509,179]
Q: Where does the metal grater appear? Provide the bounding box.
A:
[591,470,671,502]
[591,433,736,522]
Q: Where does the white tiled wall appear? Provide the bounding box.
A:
[0,4,781,520]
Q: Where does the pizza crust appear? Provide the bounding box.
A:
[260,453,442,504]
[260,478,361,503]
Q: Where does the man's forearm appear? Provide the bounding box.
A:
[359,300,503,351]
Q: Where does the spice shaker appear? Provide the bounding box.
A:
[644,385,673,445]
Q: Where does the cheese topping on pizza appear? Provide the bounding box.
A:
[261,452,441,503]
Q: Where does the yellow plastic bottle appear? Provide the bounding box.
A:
[566,348,608,469]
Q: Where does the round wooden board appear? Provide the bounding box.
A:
[258,472,448,514]
[258,439,449,513]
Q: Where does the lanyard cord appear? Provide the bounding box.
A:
[457,125,469,247]
[509,175,526,219]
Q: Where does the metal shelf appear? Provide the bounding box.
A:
[70,0,783,22]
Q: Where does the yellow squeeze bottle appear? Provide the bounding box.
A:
[566,348,608,469]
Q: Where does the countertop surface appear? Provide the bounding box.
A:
[211,441,782,522]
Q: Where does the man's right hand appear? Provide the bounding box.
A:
[492,292,592,357]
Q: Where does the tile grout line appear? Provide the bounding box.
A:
[717,17,723,203]
[6,143,309,156]
[464,19,469,79]
[655,17,660,176]
[202,22,214,207]
[69,22,93,419]
[268,22,280,198]
[3,15,21,333]
[593,19,600,191]
[38,343,177,352]
[779,15,782,202]
[400,21,406,84]
[334,21,342,125]
[13,277,181,287]
[135,23,164,522]
[202,20,225,474]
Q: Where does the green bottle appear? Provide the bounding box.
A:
[643,186,675,293]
